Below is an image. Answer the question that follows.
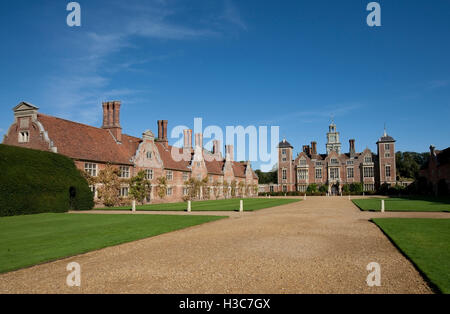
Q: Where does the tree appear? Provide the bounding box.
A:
[307,184,318,194]
[349,183,363,194]
[129,171,150,204]
[230,180,237,198]
[396,151,430,180]
[255,170,278,184]
[157,176,167,199]
[212,181,221,199]
[223,181,230,199]
[319,184,328,193]
[238,181,245,197]
[97,164,121,207]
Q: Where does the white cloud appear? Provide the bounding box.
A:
[42,0,247,124]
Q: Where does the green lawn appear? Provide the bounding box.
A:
[353,197,450,212]
[0,213,225,274]
[373,218,450,294]
[99,198,300,212]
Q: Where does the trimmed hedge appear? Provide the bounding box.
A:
[0,144,93,216]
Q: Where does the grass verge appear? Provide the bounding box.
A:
[353,197,450,212]
[98,198,300,212]
[0,213,225,273]
[373,218,450,293]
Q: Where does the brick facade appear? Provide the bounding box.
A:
[276,123,396,194]
[420,145,450,195]
[3,102,258,205]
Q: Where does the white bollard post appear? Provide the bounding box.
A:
[240,200,244,212]
[304,194,307,200]
[132,200,136,213]
[381,200,385,213]
[187,200,191,212]
[348,194,351,200]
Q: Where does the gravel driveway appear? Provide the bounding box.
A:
[1,197,446,294]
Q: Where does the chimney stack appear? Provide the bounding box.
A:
[225,145,234,161]
[349,139,356,157]
[303,145,311,155]
[157,120,169,146]
[213,140,221,155]
[102,101,122,142]
[183,129,192,150]
[194,133,203,149]
[311,141,317,155]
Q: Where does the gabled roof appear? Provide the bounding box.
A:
[154,142,191,172]
[13,102,39,111]
[37,114,140,165]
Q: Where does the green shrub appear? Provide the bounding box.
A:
[0,144,93,216]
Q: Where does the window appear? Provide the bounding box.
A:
[364,155,372,163]
[347,167,354,179]
[84,163,97,177]
[282,149,286,155]
[270,186,274,193]
[282,185,287,192]
[119,166,130,178]
[183,188,189,196]
[316,161,323,167]
[385,165,391,178]
[330,168,340,180]
[346,160,354,165]
[299,158,307,166]
[364,184,375,192]
[183,172,189,181]
[315,168,322,179]
[166,170,173,181]
[385,143,390,150]
[330,158,338,165]
[298,185,307,192]
[298,169,308,180]
[146,151,152,159]
[18,131,29,143]
[209,175,213,183]
[385,152,391,158]
[145,169,153,180]
[282,169,287,180]
[167,187,173,196]
[119,187,129,197]
[282,149,287,162]
[363,166,374,178]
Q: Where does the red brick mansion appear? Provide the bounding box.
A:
[3,102,258,204]
[276,122,397,194]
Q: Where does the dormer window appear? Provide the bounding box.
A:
[299,158,307,166]
[330,158,338,165]
[18,131,29,143]
[146,152,152,159]
[364,155,372,163]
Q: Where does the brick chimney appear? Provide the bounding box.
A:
[102,101,122,142]
[225,145,234,161]
[183,129,192,150]
[349,139,356,157]
[311,141,317,155]
[157,120,168,146]
[213,140,221,155]
[303,145,311,155]
[194,133,203,149]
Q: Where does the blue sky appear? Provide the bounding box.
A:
[0,0,449,170]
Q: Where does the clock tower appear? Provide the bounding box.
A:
[326,122,341,155]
